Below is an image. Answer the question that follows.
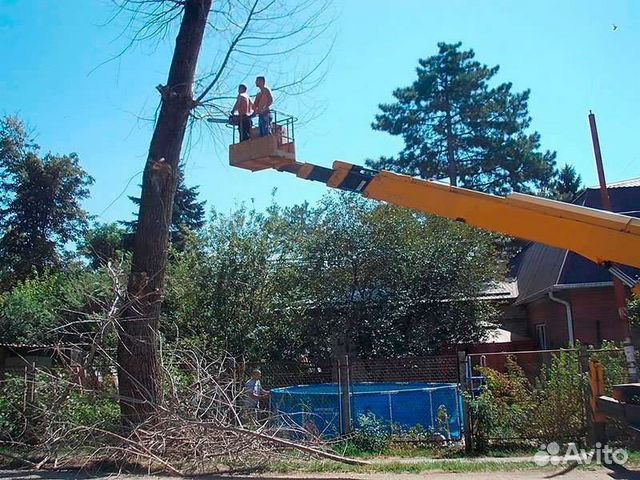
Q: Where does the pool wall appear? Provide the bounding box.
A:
[270,382,463,439]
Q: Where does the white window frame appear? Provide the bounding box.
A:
[535,324,548,350]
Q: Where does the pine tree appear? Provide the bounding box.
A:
[550,163,583,202]
[370,42,556,195]
[124,165,206,249]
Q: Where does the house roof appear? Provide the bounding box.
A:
[483,327,531,343]
[573,182,640,215]
[515,181,640,304]
[478,280,519,301]
[593,177,640,189]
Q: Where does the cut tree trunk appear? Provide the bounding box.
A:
[117,0,212,428]
[445,108,457,187]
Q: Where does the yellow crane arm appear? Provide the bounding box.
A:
[272,160,640,294]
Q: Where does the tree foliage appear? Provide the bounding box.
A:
[546,163,584,202]
[82,222,127,270]
[0,116,93,288]
[369,42,556,195]
[629,295,640,328]
[124,165,206,250]
[165,193,504,362]
[0,192,503,362]
[293,194,503,358]
[164,200,304,361]
[0,269,112,345]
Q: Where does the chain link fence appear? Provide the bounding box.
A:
[464,346,631,448]
[255,355,462,439]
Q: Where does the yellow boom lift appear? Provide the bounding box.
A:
[229,117,640,432]
[229,118,640,295]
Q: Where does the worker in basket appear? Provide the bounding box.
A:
[253,75,273,137]
[230,83,253,142]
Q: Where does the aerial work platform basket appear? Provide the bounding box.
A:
[229,112,296,172]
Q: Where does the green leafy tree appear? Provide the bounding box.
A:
[370,42,556,195]
[293,194,504,359]
[165,200,303,362]
[165,193,504,362]
[82,222,127,270]
[0,269,112,344]
[0,116,93,288]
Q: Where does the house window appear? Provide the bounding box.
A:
[536,324,547,350]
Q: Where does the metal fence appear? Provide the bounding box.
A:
[252,350,631,443]
[463,347,631,446]
[257,354,462,438]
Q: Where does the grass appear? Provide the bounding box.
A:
[270,450,640,475]
[5,439,640,475]
[270,459,544,474]
[331,439,538,459]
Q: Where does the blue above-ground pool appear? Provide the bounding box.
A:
[270,382,463,439]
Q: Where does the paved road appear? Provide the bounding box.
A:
[2,468,640,480]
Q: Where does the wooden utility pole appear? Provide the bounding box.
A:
[588,112,638,383]
[338,355,352,435]
[117,0,212,427]
[458,350,473,453]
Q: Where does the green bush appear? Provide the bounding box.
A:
[591,340,629,391]
[0,370,120,443]
[470,356,534,450]
[628,296,640,328]
[526,349,585,442]
[471,351,587,450]
[63,391,120,430]
[350,413,391,454]
[0,374,28,440]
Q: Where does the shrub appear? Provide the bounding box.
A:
[470,356,534,450]
[350,412,391,454]
[63,391,120,430]
[0,374,28,440]
[470,351,588,450]
[526,349,585,442]
[591,340,629,391]
[0,370,120,444]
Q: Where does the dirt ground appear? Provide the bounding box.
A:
[2,467,640,480]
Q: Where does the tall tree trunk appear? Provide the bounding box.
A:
[445,109,457,187]
[117,0,212,427]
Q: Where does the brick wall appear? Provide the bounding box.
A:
[526,297,567,349]
[568,287,625,345]
[524,287,627,348]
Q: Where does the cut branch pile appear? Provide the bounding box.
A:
[0,262,365,475]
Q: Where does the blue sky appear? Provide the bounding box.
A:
[1,0,639,224]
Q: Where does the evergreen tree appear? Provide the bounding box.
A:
[370,42,556,195]
[549,163,583,202]
[0,116,93,288]
[124,165,206,248]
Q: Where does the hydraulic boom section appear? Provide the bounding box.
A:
[274,160,640,293]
